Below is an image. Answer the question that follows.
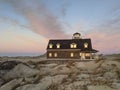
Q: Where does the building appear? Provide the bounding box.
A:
[46,32,98,60]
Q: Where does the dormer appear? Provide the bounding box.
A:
[70,43,77,48]
[56,43,60,48]
[84,42,88,48]
[49,43,53,48]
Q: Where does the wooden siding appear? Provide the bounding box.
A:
[47,50,91,59]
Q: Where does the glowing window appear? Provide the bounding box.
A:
[54,53,57,57]
[70,53,74,57]
[85,53,90,56]
[56,43,60,48]
[70,43,77,48]
[49,44,53,48]
[49,53,52,57]
[84,43,88,48]
[80,53,82,56]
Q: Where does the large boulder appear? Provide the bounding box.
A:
[88,85,116,90]
[16,75,67,90]
[3,64,39,80]
[0,61,21,70]
[50,65,71,75]
[0,79,22,90]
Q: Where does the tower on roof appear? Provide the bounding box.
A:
[72,32,81,39]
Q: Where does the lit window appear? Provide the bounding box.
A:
[80,53,82,56]
[54,53,57,57]
[74,44,77,48]
[70,43,77,48]
[84,43,88,48]
[71,44,74,48]
[49,44,53,48]
[56,43,60,48]
[70,53,74,57]
[49,53,52,57]
[85,53,90,56]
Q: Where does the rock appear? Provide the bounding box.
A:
[38,63,58,68]
[104,72,118,79]
[16,75,67,90]
[51,65,71,75]
[0,79,23,90]
[58,81,87,90]
[111,83,120,89]
[0,78,5,86]
[77,74,90,80]
[75,60,104,70]
[3,64,39,80]
[88,85,116,90]
[0,61,21,70]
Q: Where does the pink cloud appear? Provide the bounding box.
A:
[86,30,120,54]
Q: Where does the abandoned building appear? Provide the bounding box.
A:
[46,32,98,59]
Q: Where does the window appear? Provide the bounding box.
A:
[84,43,88,48]
[70,43,77,48]
[85,53,90,56]
[80,53,82,56]
[49,53,52,57]
[70,53,74,57]
[56,43,60,48]
[49,44,53,48]
[54,53,57,57]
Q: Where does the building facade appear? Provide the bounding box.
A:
[46,32,98,59]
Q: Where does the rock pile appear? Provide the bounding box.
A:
[0,59,120,90]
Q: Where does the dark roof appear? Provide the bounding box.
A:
[47,39,98,53]
[73,32,81,35]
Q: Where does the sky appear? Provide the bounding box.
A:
[0,0,120,56]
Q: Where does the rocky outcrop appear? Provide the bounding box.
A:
[3,64,39,80]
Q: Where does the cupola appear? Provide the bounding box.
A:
[72,32,81,39]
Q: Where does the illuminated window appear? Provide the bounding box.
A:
[80,53,82,56]
[84,43,88,48]
[54,53,57,57]
[70,43,77,48]
[49,44,53,48]
[85,53,90,56]
[49,53,52,57]
[56,43,60,48]
[70,53,74,57]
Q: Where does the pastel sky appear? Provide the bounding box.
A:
[0,0,120,56]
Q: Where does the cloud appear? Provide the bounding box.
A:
[86,8,120,54]
[61,1,70,17]
[2,0,70,39]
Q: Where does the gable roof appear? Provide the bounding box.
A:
[47,39,98,52]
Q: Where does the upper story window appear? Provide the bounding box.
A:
[49,44,53,48]
[56,43,60,48]
[70,43,77,48]
[84,43,88,48]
